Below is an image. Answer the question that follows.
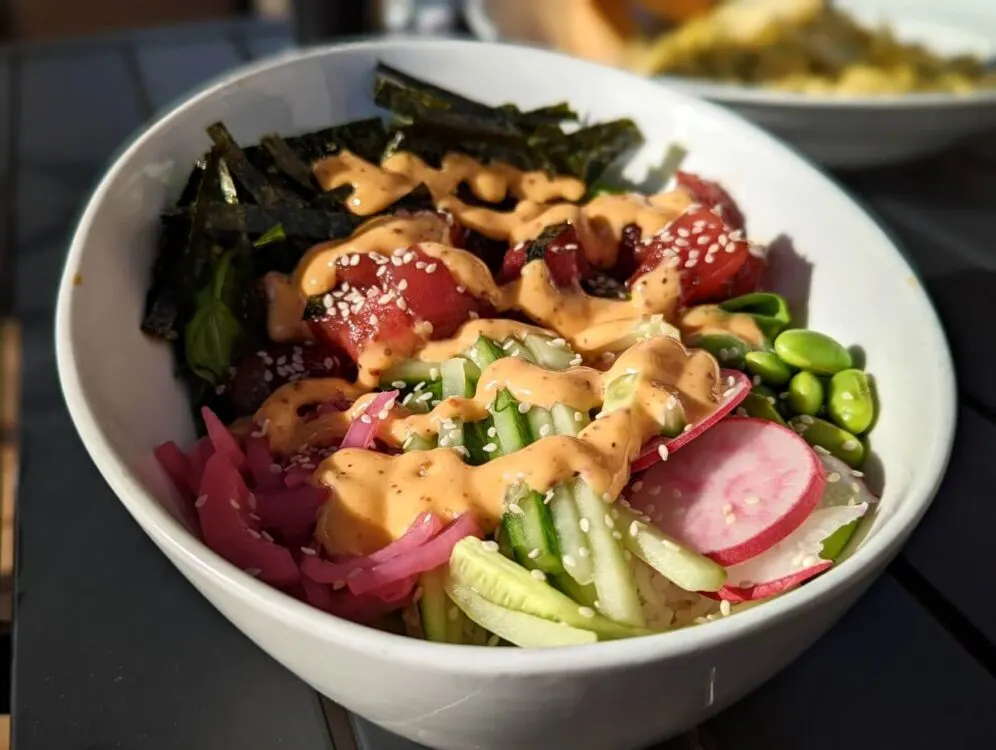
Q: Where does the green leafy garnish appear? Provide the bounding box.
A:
[184,248,245,384]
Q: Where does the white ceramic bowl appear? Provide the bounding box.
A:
[56,38,956,750]
[465,0,996,168]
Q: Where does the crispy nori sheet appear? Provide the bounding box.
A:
[145,63,647,424]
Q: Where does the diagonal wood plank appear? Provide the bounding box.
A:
[130,39,245,113]
[703,576,996,750]
[240,28,294,61]
[899,406,996,645]
[13,43,335,750]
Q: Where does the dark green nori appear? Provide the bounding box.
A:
[525,223,571,263]
[146,63,648,425]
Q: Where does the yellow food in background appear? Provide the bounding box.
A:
[628,0,996,95]
[507,0,995,96]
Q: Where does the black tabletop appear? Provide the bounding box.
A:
[4,18,996,750]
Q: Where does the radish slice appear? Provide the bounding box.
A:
[715,502,868,602]
[341,390,399,450]
[197,452,299,587]
[627,417,826,566]
[201,407,246,469]
[346,513,483,595]
[632,369,751,472]
[155,441,194,496]
[245,434,283,491]
[817,453,878,509]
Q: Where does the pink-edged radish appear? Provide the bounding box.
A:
[632,369,751,472]
[627,417,826,566]
[714,501,869,602]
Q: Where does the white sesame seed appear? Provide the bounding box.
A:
[720,600,732,616]
[230,498,241,510]
[631,480,644,492]
[563,554,577,568]
[507,503,524,515]
[527,548,541,559]
[612,530,623,540]
[530,569,547,581]
[482,540,500,552]
[538,424,552,437]
[425,263,438,274]
[657,444,670,461]
[842,439,860,451]
[194,495,208,508]
[517,402,530,414]
[578,606,595,618]
[725,514,736,525]
[580,518,591,533]
[604,513,615,529]
[629,520,640,537]
[574,411,584,422]
[744,496,760,506]
[300,547,317,556]
[827,472,841,483]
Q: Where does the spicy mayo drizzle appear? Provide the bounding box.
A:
[252,149,736,556]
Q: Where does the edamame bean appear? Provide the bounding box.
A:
[828,368,875,434]
[739,391,786,425]
[687,332,751,369]
[786,371,824,416]
[720,292,792,339]
[789,415,865,468]
[774,329,852,375]
[744,351,793,387]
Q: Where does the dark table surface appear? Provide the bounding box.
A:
[3,17,996,750]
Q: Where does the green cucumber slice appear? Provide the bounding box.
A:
[449,537,648,640]
[502,489,563,575]
[446,582,597,648]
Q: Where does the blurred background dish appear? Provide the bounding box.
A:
[465,0,996,167]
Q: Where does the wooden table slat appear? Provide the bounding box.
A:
[900,406,996,644]
[11,41,337,750]
[241,29,293,61]
[130,38,245,113]
[704,576,996,750]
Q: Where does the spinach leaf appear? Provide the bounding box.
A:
[184,247,245,385]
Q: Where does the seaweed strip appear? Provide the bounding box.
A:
[207,122,301,208]
[286,118,390,165]
[193,204,361,240]
[525,223,571,263]
[261,133,321,194]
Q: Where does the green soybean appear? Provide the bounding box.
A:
[789,415,865,468]
[739,391,786,425]
[774,329,852,375]
[720,292,792,339]
[687,332,751,369]
[786,371,824,416]
[828,368,875,434]
[744,351,793,387]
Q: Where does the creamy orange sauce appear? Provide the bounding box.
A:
[251,149,729,556]
[312,337,720,555]
[679,305,767,348]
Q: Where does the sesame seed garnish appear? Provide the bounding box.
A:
[482,442,498,453]
[827,472,841,483]
[507,503,524,515]
[391,380,407,389]
[261,531,274,542]
[563,554,577,568]
[579,518,591,533]
[577,546,590,558]
[725,514,736,525]
[851,469,865,477]
[631,480,644,492]
[720,600,732,616]
[629,520,640,537]
[425,263,438,274]
[842,439,860,451]
[194,495,208,508]
[530,569,547,581]
[230,498,241,510]
[517,402,530,414]
[527,548,541,559]
[538,424,552,437]
[578,606,595,618]
[574,411,584,422]
[482,540,500,552]
[300,547,317,556]
[604,513,615,529]
[657,444,670,461]
[744,496,760,506]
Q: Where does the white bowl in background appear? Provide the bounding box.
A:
[464,0,996,169]
[56,39,956,750]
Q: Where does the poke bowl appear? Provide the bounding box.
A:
[55,39,956,750]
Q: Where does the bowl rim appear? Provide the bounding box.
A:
[462,0,996,110]
[56,36,958,675]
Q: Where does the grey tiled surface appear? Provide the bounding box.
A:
[4,18,995,750]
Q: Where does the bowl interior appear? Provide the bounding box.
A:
[56,39,955,657]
